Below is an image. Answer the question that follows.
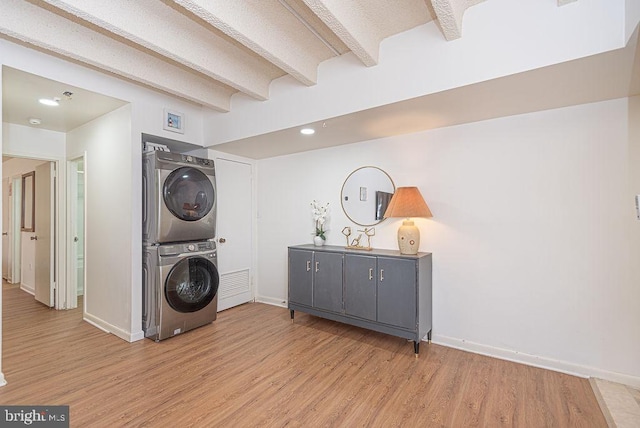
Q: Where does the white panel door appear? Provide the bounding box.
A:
[34,162,55,307]
[215,158,252,311]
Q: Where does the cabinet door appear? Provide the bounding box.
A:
[377,257,416,330]
[289,249,313,306]
[313,251,343,312]
[344,254,376,321]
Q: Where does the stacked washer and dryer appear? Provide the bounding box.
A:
[142,151,220,341]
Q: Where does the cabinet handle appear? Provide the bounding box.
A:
[306,260,311,272]
[380,269,384,281]
[315,261,319,273]
[368,268,373,281]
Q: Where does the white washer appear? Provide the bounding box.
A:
[143,240,219,341]
[143,151,216,244]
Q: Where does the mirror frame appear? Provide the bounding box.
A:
[340,166,395,227]
[21,171,35,232]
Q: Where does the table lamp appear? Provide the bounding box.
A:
[383,187,432,255]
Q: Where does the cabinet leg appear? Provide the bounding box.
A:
[290,309,294,323]
[414,340,419,358]
[427,330,432,343]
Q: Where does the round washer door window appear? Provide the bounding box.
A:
[163,167,215,222]
[165,256,219,313]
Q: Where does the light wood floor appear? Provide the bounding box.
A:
[0,283,606,427]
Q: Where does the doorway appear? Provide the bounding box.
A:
[1,157,57,305]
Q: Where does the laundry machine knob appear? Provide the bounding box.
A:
[187,244,196,251]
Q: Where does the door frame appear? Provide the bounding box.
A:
[1,152,67,310]
[2,177,11,282]
[65,153,86,310]
[10,176,22,284]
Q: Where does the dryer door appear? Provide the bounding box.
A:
[163,166,215,222]
[165,256,220,313]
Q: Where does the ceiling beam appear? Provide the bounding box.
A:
[174,0,319,86]
[40,0,272,101]
[0,0,234,110]
[302,0,378,66]
[430,0,486,41]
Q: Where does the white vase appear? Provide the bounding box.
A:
[313,236,325,246]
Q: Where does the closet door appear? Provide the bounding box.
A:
[214,156,253,311]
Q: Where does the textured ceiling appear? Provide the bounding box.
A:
[3,0,620,159]
[0,0,443,111]
[2,66,127,133]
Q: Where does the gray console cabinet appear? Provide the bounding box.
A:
[288,245,432,355]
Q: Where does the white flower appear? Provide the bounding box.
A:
[311,200,329,238]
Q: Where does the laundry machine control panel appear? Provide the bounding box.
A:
[158,240,216,257]
[181,154,214,167]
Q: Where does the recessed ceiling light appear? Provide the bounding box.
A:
[28,118,41,125]
[300,128,315,135]
[39,98,59,107]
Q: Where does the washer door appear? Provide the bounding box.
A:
[163,166,215,222]
[165,256,219,313]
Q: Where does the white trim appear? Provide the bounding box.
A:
[19,284,34,295]
[10,176,22,284]
[65,153,87,311]
[0,373,6,387]
[129,330,145,342]
[83,312,143,343]
[254,295,287,308]
[82,313,110,333]
[434,334,640,389]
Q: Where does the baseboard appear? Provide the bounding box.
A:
[129,330,145,342]
[83,312,143,343]
[0,372,6,387]
[19,284,34,295]
[254,295,287,308]
[434,334,640,389]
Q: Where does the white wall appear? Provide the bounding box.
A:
[2,123,65,159]
[256,96,640,387]
[627,0,640,42]
[66,105,135,340]
[2,157,50,178]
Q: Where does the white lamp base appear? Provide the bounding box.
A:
[397,219,420,255]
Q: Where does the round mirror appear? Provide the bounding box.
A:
[341,166,395,226]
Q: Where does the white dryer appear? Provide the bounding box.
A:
[143,240,220,341]
[143,151,216,244]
